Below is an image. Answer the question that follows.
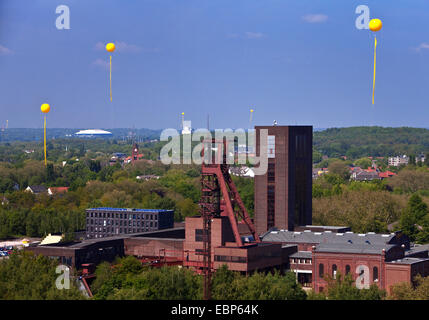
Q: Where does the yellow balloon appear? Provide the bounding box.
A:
[41,103,50,113]
[369,19,382,32]
[250,109,254,112]
[181,112,185,115]
[106,43,116,52]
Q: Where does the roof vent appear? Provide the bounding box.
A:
[345,231,354,234]
[271,231,278,234]
[381,234,390,237]
[367,232,376,234]
[365,240,371,244]
[358,234,365,237]
[314,232,322,235]
[294,232,301,235]
[324,230,332,233]
[336,233,344,236]
[348,239,353,244]
[304,230,311,232]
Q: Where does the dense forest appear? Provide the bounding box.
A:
[313,126,429,159]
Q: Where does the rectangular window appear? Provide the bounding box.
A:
[267,163,275,183]
[267,185,275,229]
[195,229,205,242]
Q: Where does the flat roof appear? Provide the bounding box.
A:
[37,227,185,249]
[405,244,429,256]
[387,257,429,265]
[290,251,312,259]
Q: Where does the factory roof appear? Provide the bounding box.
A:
[290,251,312,259]
[387,257,429,265]
[39,227,185,249]
[261,229,404,247]
[405,244,429,257]
[315,243,396,255]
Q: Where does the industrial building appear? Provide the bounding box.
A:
[85,207,174,239]
[254,126,313,234]
[26,124,429,295]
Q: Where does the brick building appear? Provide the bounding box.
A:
[254,126,313,234]
[183,216,285,273]
[262,228,429,293]
[26,228,185,270]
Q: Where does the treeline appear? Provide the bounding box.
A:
[1,252,423,300]
[0,158,254,239]
[0,128,160,142]
[92,256,306,300]
[314,126,429,159]
[312,161,429,240]
[0,138,164,164]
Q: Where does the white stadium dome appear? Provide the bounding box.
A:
[75,129,112,136]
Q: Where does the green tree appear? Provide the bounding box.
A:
[308,273,385,300]
[399,194,428,241]
[0,251,84,300]
[389,275,429,300]
[327,161,350,181]
[354,158,372,169]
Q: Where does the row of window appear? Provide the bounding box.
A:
[215,255,247,263]
[87,219,157,228]
[88,226,156,233]
[87,212,158,220]
[291,258,311,264]
[318,264,379,281]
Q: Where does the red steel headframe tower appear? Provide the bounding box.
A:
[200,138,260,300]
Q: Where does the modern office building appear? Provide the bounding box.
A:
[254,125,313,234]
[85,207,174,239]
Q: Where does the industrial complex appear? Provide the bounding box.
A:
[26,125,429,296]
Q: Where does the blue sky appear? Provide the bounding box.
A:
[1,0,429,129]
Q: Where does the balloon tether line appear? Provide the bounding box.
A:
[110,55,112,102]
[372,36,377,105]
[44,116,47,166]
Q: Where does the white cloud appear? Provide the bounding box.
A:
[91,58,110,70]
[94,41,159,53]
[414,43,429,52]
[0,45,13,55]
[302,14,328,23]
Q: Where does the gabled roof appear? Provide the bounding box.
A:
[262,229,401,246]
[48,187,69,194]
[315,242,396,255]
[26,185,47,194]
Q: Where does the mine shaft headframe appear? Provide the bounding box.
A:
[200,138,261,244]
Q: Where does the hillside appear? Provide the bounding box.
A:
[314,126,429,159]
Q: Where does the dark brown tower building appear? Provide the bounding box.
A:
[254,125,312,234]
[132,143,139,163]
